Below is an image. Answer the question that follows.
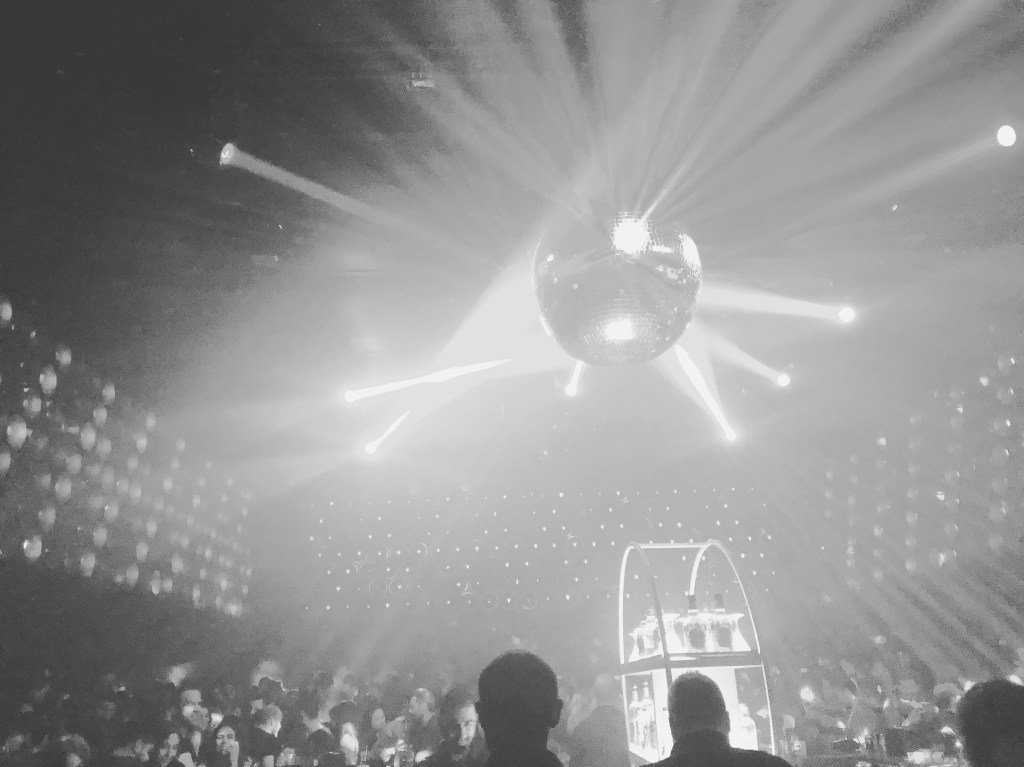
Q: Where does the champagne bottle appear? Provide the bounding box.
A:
[682,593,707,651]
[627,684,641,745]
[640,681,657,753]
[712,593,733,650]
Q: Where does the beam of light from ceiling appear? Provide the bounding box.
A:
[643,0,892,219]
[667,344,736,442]
[737,442,1010,677]
[648,0,1003,223]
[701,325,791,387]
[343,359,512,404]
[220,144,426,236]
[370,1,593,217]
[676,320,718,395]
[364,411,411,455]
[357,334,570,455]
[618,0,746,209]
[859,544,1013,674]
[218,144,502,272]
[953,558,1024,648]
[434,258,554,366]
[564,360,584,397]
[700,283,855,323]
[813,134,998,215]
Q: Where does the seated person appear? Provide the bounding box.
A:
[421,688,488,767]
[407,689,443,762]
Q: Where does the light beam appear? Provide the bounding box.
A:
[702,325,792,388]
[564,360,584,397]
[219,143,430,238]
[364,411,411,455]
[702,283,856,323]
[344,360,512,403]
[674,346,738,442]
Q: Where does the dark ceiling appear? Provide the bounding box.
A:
[2,0,1022,506]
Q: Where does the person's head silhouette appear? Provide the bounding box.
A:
[477,651,563,756]
[958,679,1024,767]
[667,673,730,740]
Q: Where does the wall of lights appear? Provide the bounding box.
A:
[822,350,1024,670]
[306,348,1024,678]
[307,483,784,614]
[0,296,252,615]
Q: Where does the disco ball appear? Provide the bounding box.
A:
[534,212,702,365]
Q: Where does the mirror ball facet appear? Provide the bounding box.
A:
[534,213,702,365]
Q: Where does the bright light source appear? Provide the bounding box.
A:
[997,125,1016,148]
[674,346,738,443]
[776,373,791,388]
[837,306,856,323]
[564,360,584,397]
[611,216,651,255]
[343,360,511,403]
[603,317,636,342]
[363,411,411,455]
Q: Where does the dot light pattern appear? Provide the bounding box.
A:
[0,296,252,615]
[307,484,781,613]
[821,350,1024,671]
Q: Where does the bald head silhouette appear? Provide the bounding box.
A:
[477,651,562,754]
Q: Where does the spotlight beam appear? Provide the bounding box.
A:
[701,283,855,322]
[364,411,411,455]
[219,143,432,239]
[564,360,584,397]
[674,346,737,442]
[344,360,512,403]
[702,326,792,386]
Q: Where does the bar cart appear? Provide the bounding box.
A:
[618,541,775,764]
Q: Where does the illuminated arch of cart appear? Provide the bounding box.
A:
[617,541,776,763]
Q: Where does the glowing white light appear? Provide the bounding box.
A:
[564,360,584,397]
[1009,674,1023,686]
[997,125,1016,148]
[343,359,511,403]
[603,317,636,342]
[612,216,651,255]
[363,411,411,455]
[776,373,791,388]
[837,306,856,323]
[674,346,738,443]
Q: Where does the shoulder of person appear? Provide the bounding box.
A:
[731,748,792,767]
[646,756,675,767]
